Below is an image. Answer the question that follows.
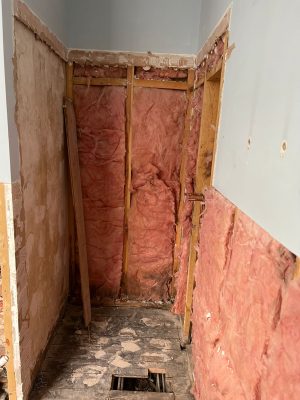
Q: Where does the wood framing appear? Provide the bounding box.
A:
[294,257,300,280]
[121,66,134,295]
[72,76,188,91]
[182,49,227,341]
[172,69,195,294]
[0,185,17,399]
[68,49,195,69]
[133,79,188,91]
[66,63,77,291]
[63,98,91,326]
[73,77,127,87]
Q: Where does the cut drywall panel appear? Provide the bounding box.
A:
[200,0,300,255]
[23,0,67,44]
[66,0,201,54]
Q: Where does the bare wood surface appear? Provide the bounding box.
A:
[121,66,134,295]
[66,62,76,291]
[0,185,17,400]
[182,33,229,342]
[63,98,91,326]
[172,69,195,294]
[294,257,300,280]
[73,76,127,87]
[133,79,188,91]
[182,77,222,341]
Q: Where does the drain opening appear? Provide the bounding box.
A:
[111,370,168,392]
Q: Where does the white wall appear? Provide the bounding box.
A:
[202,0,300,255]
[66,0,202,54]
[23,0,67,43]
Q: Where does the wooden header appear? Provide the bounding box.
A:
[68,49,195,69]
[72,75,189,91]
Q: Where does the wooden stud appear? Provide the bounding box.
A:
[72,76,189,91]
[73,76,127,87]
[172,69,195,295]
[121,66,134,295]
[63,97,91,326]
[294,257,300,280]
[0,185,17,400]
[133,79,188,91]
[66,62,77,291]
[182,47,227,341]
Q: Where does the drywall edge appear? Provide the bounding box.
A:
[195,5,232,67]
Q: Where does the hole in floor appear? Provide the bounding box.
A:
[111,370,169,393]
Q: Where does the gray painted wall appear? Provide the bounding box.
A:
[24,0,67,43]
[66,0,202,53]
[202,0,300,255]
[0,0,19,183]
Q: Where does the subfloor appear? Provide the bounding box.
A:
[30,305,194,399]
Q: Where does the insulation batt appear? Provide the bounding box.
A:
[135,67,188,80]
[74,64,127,78]
[73,85,126,300]
[127,88,187,301]
[173,86,204,314]
[192,188,297,400]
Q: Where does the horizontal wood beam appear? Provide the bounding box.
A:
[133,79,188,91]
[73,77,127,87]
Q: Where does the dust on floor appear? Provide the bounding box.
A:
[30,305,194,399]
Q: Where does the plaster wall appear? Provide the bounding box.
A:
[14,21,69,397]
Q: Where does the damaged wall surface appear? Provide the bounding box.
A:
[14,21,69,397]
[73,70,126,301]
[192,187,299,400]
[127,87,187,301]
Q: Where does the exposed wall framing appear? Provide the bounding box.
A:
[182,35,229,341]
[172,69,195,294]
[121,66,134,295]
[69,65,190,301]
[68,50,195,69]
[64,78,91,325]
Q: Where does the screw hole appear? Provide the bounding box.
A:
[281,140,287,152]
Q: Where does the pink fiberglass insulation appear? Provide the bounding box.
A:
[127,88,187,301]
[73,63,127,78]
[172,85,204,315]
[73,85,126,300]
[135,67,188,81]
[192,187,296,400]
[261,280,300,400]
